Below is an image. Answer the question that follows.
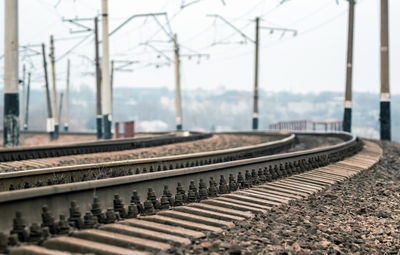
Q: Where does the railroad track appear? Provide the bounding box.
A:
[0,132,294,192]
[0,132,286,173]
[0,132,382,254]
[0,131,211,162]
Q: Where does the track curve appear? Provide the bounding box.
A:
[0,132,358,235]
[0,132,294,191]
[0,131,211,162]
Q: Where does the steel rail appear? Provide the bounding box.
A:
[0,132,360,233]
[0,132,294,191]
[0,131,212,162]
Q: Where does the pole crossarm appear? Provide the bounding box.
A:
[181,0,201,9]
[57,12,174,61]
[109,12,167,37]
[259,26,298,36]
[62,17,94,33]
[20,44,42,54]
[14,46,41,76]
[181,53,209,58]
[152,15,174,40]
[18,45,42,61]
[140,42,173,62]
[207,14,255,43]
[207,15,297,46]
[112,60,140,72]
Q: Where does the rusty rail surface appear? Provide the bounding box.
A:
[0,132,294,192]
[0,132,361,235]
[0,131,211,162]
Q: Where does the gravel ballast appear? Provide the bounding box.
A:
[178,140,400,254]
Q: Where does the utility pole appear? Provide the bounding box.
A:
[50,35,59,139]
[63,12,169,138]
[252,17,260,130]
[24,72,31,130]
[101,0,112,139]
[380,0,390,141]
[21,64,26,129]
[58,92,64,129]
[3,0,20,147]
[343,0,355,133]
[111,60,114,102]
[207,14,296,131]
[174,34,183,131]
[95,16,103,139]
[64,59,70,131]
[42,43,54,139]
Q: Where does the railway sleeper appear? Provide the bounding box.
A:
[1,141,381,254]
[4,148,303,192]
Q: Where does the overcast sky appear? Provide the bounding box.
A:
[0,0,399,94]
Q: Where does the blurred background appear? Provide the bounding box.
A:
[0,0,399,140]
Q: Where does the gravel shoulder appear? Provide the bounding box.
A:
[180,140,400,254]
[0,134,96,147]
[0,133,157,149]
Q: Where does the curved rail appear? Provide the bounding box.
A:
[0,132,295,191]
[0,132,360,233]
[0,131,211,162]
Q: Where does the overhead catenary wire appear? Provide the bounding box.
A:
[56,33,93,62]
[55,12,173,64]
[285,1,332,27]
[6,0,267,81]
[187,0,357,64]
[1,0,370,94]
[207,14,255,43]
[208,5,352,63]
[180,0,284,45]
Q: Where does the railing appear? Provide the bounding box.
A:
[269,120,343,132]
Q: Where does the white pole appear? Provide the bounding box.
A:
[21,64,26,128]
[24,72,31,131]
[174,34,183,131]
[64,59,70,131]
[101,0,112,139]
[3,0,20,147]
[50,35,59,138]
[252,17,259,130]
